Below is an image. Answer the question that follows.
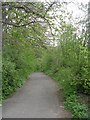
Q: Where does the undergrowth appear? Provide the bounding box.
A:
[44,68,89,119]
[65,94,88,118]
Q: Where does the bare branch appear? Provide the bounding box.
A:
[2,20,36,27]
[45,2,56,14]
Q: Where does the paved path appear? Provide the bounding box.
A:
[0,106,2,120]
[3,72,71,118]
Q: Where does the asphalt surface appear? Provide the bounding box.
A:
[2,72,71,118]
[0,106,2,120]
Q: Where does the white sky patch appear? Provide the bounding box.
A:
[43,0,89,46]
[39,0,89,3]
[38,0,89,20]
[66,0,89,18]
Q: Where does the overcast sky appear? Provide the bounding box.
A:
[39,0,89,18]
[40,0,89,3]
[67,0,89,18]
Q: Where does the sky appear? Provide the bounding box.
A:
[66,0,89,17]
[38,0,89,19]
[39,0,89,3]
[41,0,89,43]
[3,0,89,22]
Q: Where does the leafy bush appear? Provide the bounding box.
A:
[55,68,77,97]
[2,58,19,98]
[65,95,88,118]
[2,28,37,99]
[0,53,2,103]
[40,22,89,118]
[2,47,36,99]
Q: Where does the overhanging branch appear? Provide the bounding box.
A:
[2,20,36,27]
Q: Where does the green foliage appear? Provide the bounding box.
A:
[41,22,89,118]
[2,2,89,118]
[41,22,90,94]
[0,52,2,103]
[65,95,88,118]
[2,58,19,98]
[2,27,38,99]
[54,68,77,96]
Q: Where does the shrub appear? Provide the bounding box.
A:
[2,58,19,98]
[65,95,88,118]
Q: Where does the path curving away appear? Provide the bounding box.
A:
[2,72,72,118]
